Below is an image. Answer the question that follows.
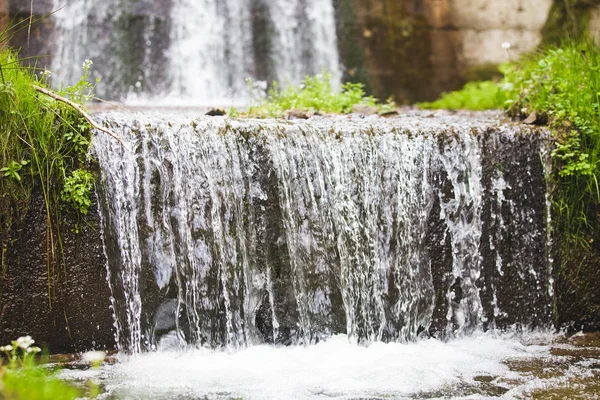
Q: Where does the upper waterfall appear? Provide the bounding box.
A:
[50,0,341,105]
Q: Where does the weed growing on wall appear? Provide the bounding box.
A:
[238,72,395,118]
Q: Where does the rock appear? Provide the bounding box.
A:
[352,104,379,115]
[206,108,226,116]
[523,111,537,125]
[154,299,178,332]
[286,108,311,120]
[380,110,399,118]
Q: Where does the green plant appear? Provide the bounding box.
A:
[61,168,94,216]
[238,72,395,118]
[60,59,99,104]
[0,160,28,181]
[0,336,42,369]
[0,336,84,400]
[502,40,600,243]
[418,80,508,110]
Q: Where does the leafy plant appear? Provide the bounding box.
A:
[61,169,94,216]
[0,336,84,400]
[0,160,28,181]
[239,72,395,118]
[0,336,42,369]
[0,38,96,305]
[502,40,600,243]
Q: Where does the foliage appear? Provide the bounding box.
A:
[0,36,96,303]
[61,169,95,216]
[502,40,600,245]
[0,336,42,369]
[239,72,395,118]
[0,336,82,400]
[418,80,508,111]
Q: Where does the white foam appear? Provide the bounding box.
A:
[91,333,552,399]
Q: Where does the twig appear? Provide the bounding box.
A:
[33,85,129,150]
[27,0,33,54]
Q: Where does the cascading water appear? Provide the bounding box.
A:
[93,112,554,353]
[50,0,341,104]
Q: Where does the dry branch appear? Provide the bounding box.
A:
[33,85,129,150]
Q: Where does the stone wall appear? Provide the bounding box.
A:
[335,0,556,102]
[0,190,115,353]
[0,0,8,41]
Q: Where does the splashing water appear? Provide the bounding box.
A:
[93,112,553,353]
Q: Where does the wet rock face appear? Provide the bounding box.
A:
[0,110,595,355]
[556,229,600,332]
[0,189,115,353]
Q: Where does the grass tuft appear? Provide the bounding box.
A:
[236,72,395,118]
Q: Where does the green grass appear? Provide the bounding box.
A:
[0,337,92,400]
[0,30,96,303]
[236,72,395,118]
[1,367,82,400]
[418,80,508,110]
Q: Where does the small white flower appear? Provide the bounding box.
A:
[501,42,511,50]
[81,350,106,364]
[82,59,94,69]
[25,346,41,353]
[1,345,13,352]
[16,336,34,349]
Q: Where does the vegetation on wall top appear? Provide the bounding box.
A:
[232,72,396,118]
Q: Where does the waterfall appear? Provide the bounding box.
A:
[93,113,554,353]
[50,0,341,104]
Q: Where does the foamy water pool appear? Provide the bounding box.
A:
[59,331,600,399]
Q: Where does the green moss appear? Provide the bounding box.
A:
[332,1,435,103]
[464,64,504,83]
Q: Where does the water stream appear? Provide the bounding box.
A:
[75,110,565,398]
[92,111,553,354]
